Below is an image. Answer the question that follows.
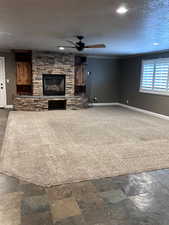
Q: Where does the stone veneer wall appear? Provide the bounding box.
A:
[14,51,88,111]
[14,96,88,111]
[32,51,75,96]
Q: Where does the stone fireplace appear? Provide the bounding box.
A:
[14,51,88,111]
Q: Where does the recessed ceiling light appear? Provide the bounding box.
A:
[153,42,159,46]
[59,47,65,50]
[116,6,128,14]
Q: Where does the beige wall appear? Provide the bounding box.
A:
[0,51,16,105]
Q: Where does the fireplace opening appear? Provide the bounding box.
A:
[43,74,65,96]
[48,100,66,110]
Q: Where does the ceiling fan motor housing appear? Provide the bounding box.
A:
[76,41,85,51]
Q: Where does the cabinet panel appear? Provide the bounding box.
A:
[75,64,86,86]
[16,62,32,85]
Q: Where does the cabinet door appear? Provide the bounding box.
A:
[75,64,86,86]
[16,62,32,85]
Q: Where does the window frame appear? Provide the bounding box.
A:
[139,57,169,96]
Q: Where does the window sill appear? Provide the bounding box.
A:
[139,90,169,97]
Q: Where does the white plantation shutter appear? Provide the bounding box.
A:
[140,58,169,94]
[154,62,169,91]
[141,61,154,90]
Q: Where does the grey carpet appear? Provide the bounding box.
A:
[1,106,169,187]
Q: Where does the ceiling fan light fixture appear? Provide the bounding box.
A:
[59,46,65,50]
[116,5,128,14]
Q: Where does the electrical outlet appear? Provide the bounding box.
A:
[126,100,129,104]
[93,97,98,103]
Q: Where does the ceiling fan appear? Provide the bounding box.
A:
[57,36,106,52]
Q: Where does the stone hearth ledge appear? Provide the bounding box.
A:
[14,95,88,111]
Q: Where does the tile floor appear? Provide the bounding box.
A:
[0,109,169,225]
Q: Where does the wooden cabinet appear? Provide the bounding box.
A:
[75,56,86,96]
[75,64,86,86]
[15,51,33,96]
[16,62,32,85]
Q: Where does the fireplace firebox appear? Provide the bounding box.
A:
[43,74,65,96]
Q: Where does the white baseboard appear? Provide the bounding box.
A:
[4,102,169,121]
[4,105,13,109]
[88,102,119,107]
[88,102,169,121]
[118,103,169,121]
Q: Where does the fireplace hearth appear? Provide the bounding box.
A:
[43,74,65,96]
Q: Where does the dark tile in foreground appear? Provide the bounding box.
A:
[21,194,50,216]
[54,215,86,225]
[92,177,121,192]
[19,183,46,196]
[104,201,129,221]
[46,184,72,202]
[0,174,19,194]
[21,211,53,225]
[129,217,160,225]
[100,189,127,204]
[76,192,104,210]
[81,202,111,225]
[70,181,97,200]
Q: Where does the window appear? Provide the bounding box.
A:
[140,58,169,95]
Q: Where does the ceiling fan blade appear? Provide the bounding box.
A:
[66,40,76,46]
[85,44,106,49]
[56,46,76,48]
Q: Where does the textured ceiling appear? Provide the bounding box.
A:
[0,0,169,55]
